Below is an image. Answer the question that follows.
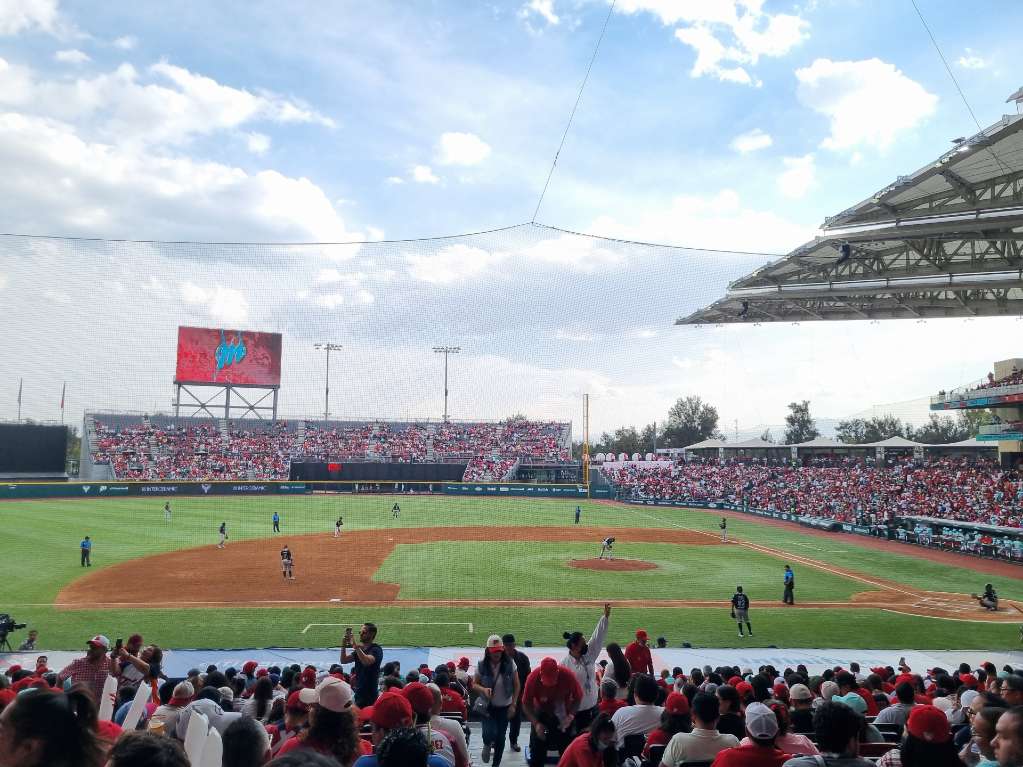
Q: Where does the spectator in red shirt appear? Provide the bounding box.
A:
[711,702,790,767]
[56,635,114,706]
[556,713,618,767]
[643,692,691,759]
[522,658,584,767]
[625,630,654,676]
[597,679,626,716]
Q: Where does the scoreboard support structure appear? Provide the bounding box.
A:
[174,383,279,420]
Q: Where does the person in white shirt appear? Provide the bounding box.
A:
[661,691,739,766]
[427,683,471,767]
[873,682,916,726]
[611,674,663,748]
[561,603,610,733]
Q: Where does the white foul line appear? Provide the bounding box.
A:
[301,622,475,635]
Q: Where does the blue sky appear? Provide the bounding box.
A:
[1,0,1021,436]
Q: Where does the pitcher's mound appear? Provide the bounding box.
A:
[569,558,658,572]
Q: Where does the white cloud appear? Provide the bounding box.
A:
[0,0,59,35]
[795,58,938,151]
[632,327,658,339]
[246,131,270,155]
[406,243,498,284]
[412,164,439,184]
[315,293,345,309]
[385,176,404,185]
[777,154,815,199]
[957,49,987,70]
[54,48,90,65]
[730,128,772,153]
[113,35,137,50]
[519,0,559,26]
[437,131,491,166]
[518,235,624,272]
[179,282,249,323]
[620,0,808,86]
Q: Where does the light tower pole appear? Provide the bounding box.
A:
[432,346,460,422]
[314,343,343,422]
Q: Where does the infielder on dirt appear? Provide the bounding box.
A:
[334,515,344,538]
[217,521,228,549]
[281,545,294,580]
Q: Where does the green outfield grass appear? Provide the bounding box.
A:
[2,493,1022,650]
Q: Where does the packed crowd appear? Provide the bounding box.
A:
[974,367,1023,392]
[603,458,1023,528]
[90,417,571,482]
[5,611,1023,766]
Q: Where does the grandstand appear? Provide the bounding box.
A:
[82,413,573,483]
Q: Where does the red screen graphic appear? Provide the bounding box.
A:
[174,327,282,386]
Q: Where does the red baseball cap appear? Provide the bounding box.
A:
[242,661,258,675]
[300,668,317,688]
[539,658,560,686]
[906,704,951,743]
[286,690,308,713]
[736,681,754,697]
[636,629,649,641]
[362,692,413,730]
[403,682,435,715]
[256,668,269,678]
[5,665,21,676]
[664,692,689,715]
[728,676,743,687]
[457,657,470,670]
[960,673,978,689]
[446,661,456,671]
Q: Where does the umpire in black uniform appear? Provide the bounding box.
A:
[502,632,531,752]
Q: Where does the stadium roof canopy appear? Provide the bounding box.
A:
[679,97,1023,324]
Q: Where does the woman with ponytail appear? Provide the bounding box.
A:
[0,684,103,767]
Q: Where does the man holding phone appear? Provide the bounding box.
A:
[340,623,384,708]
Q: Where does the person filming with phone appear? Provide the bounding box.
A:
[340,623,384,708]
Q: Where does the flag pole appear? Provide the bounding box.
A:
[17,378,22,422]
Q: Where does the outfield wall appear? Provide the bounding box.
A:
[0,480,608,500]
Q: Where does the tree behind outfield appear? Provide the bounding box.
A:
[835,415,907,443]
[909,413,970,444]
[661,396,721,448]
[784,401,819,444]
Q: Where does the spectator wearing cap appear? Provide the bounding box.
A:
[503,632,532,754]
[271,690,310,756]
[877,704,959,767]
[742,702,817,756]
[625,630,655,677]
[643,691,691,760]
[561,603,611,733]
[660,691,739,766]
[175,694,242,741]
[0,684,104,767]
[425,683,470,767]
[56,635,114,705]
[712,701,791,767]
[522,657,584,767]
[717,685,746,740]
[875,682,916,726]
[787,685,815,735]
[611,673,663,748]
[105,730,189,767]
[781,701,873,767]
[276,677,363,764]
[455,657,471,689]
[403,681,455,767]
[835,671,878,717]
[472,634,520,765]
[556,712,618,767]
[150,681,194,737]
[340,623,384,709]
[352,691,449,767]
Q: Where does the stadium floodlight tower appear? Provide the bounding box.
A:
[314,343,343,422]
[433,346,460,422]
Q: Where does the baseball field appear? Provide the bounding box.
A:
[3,493,1022,650]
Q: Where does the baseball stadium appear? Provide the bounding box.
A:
[4,2,1023,766]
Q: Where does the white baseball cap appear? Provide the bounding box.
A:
[745,702,779,739]
[87,635,110,650]
[299,677,354,713]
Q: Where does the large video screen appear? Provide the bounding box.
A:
[0,424,67,473]
[174,326,282,386]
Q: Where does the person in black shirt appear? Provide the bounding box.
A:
[731,586,753,637]
[340,622,383,708]
[503,633,532,752]
[716,683,745,739]
[974,583,998,611]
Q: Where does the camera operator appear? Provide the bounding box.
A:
[18,629,39,651]
[340,623,383,708]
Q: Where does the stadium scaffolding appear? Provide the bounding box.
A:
[679,94,1023,324]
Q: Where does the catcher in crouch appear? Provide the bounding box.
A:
[599,536,616,560]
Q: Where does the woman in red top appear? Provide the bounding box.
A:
[557,713,618,767]
[642,692,691,759]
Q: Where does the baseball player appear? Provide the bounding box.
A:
[574,506,581,524]
[272,511,281,533]
[720,517,727,542]
[334,515,344,538]
[599,536,615,560]
[217,522,228,549]
[731,585,753,638]
[164,502,171,521]
[281,545,294,580]
[392,502,401,519]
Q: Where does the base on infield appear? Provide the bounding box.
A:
[568,558,658,571]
